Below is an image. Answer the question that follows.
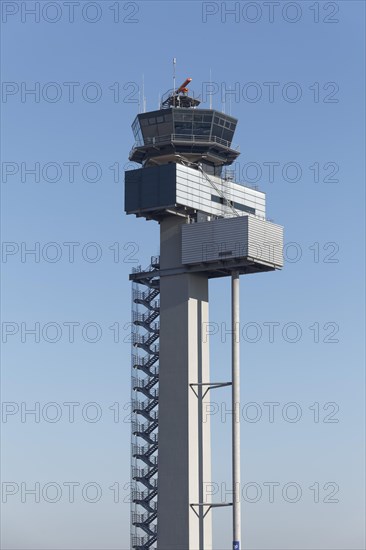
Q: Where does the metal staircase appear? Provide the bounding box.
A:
[131,257,160,550]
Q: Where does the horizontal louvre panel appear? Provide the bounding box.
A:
[176,164,266,218]
[182,216,283,267]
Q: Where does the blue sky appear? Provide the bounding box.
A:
[1,1,365,549]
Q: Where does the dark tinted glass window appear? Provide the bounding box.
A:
[222,128,233,143]
[193,122,211,136]
[132,120,142,142]
[212,124,224,139]
[174,121,193,135]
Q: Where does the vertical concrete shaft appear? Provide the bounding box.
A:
[157,216,212,550]
[232,271,241,550]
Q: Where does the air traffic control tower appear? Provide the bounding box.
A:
[125,79,283,550]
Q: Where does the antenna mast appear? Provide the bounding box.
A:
[142,75,146,113]
[209,68,213,109]
[173,58,176,107]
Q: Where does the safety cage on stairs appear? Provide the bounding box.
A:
[131,256,160,550]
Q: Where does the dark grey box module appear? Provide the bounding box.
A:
[125,164,177,214]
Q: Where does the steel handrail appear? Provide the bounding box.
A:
[131,133,239,151]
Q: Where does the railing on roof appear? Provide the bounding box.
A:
[132,256,160,274]
[130,133,240,153]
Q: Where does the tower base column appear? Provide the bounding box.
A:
[157,218,212,550]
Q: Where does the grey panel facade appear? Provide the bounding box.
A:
[125,164,266,218]
[181,216,283,268]
[176,164,266,218]
[125,164,177,213]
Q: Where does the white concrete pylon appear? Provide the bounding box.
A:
[232,271,241,550]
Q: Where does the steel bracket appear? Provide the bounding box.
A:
[190,502,233,519]
[189,381,232,399]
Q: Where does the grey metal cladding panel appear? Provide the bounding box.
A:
[213,217,249,260]
[141,166,160,208]
[210,217,249,261]
[141,164,176,209]
[159,164,177,205]
[182,216,283,267]
[126,162,267,218]
[221,179,265,202]
[125,169,142,212]
[182,223,215,264]
[248,217,284,266]
[176,164,266,217]
[125,165,177,212]
[182,217,250,264]
[176,174,222,216]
